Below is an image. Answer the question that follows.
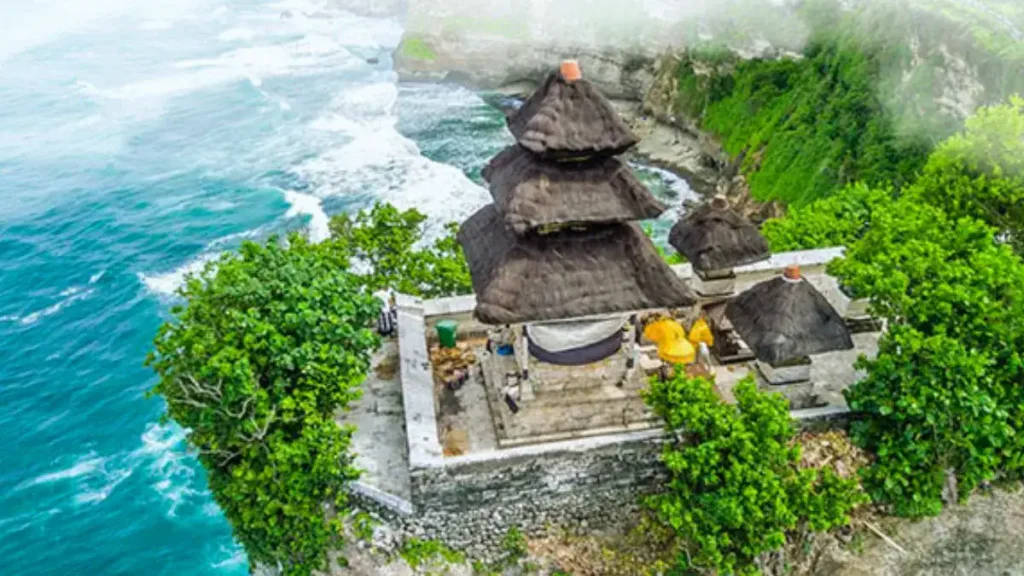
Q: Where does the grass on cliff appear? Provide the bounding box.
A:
[673,0,1024,207]
[399,36,437,62]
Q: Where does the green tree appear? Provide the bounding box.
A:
[147,235,381,576]
[644,375,863,575]
[830,198,1024,516]
[329,202,472,298]
[910,96,1024,254]
[761,183,894,252]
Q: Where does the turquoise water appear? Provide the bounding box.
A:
[0,2,690,574]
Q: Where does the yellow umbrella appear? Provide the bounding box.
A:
[644,318,696,365]
[688,317,714,349]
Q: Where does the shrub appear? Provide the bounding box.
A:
[910,96,1024,254]
[644,375,864,575]
[329,202,472,298]
[147,235,381,575]
[831,198,1024,516]
[761,183,894,252]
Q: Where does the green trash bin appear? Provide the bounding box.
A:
[436,320,458,349]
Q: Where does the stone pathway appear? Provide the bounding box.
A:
[340,341,412,506]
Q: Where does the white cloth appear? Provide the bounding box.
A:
[526,315,628,353]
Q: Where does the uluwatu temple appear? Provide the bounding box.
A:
[345,60,880,545]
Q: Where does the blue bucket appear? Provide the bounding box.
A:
[496,344,514,356]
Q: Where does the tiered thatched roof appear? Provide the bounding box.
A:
[507,71,639,159]
[483,145,666,233]
[725,267,853,364]
[669,197,770,272]
[458,205,695,324]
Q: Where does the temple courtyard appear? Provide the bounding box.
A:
[341,247,880,515]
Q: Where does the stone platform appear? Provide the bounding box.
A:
[342,247,881,555]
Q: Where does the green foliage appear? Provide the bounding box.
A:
[501,526,528,561]
[329,202,472,298]
[680,35,930,206]
[399,538,465,569]
[910,96,1024,254]
[644,375,864,575]
[399,36,437,61]
[761,183,895,252]
[830,198,1024,516]
[146,235,381,576]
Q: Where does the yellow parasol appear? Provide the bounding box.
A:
[644,318,696,365]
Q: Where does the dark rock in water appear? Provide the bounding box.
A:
[366,57,380,65]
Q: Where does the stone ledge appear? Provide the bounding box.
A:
[397,301,444,469]
[350,481,414,517]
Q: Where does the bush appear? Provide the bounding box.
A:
[910,96,1024,254]
[329,202,472,298]
[147,235,381,575]
[644,375,864,575]
[831,198,1024,516]
[761,183,894,252]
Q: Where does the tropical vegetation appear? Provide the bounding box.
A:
[148,204,469,575]
[644,374,865,575]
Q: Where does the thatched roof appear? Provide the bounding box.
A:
[725,273,854,365]
[507,71,639,159]
[457,204,696,324]
[669,199,770,272]
[482,145,666,234]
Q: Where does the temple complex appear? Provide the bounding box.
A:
[340,62,883,555]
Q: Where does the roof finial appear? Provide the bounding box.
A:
[710,195,729,210]
[560,60,582,82]
[783,265,801,281]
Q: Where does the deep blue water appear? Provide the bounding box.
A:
[0,1,690,574]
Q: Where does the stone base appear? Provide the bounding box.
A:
[756,358,812,385]
[693,269,737,297]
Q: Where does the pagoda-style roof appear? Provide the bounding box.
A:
[457,205,696,324]
[725,267,854,365]
[507,71,639,160]
[669,198,770,272]
[483,145,666,234]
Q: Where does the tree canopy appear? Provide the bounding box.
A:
[329,202,472,298]
[147,235,380,575]
[147,202,471,575]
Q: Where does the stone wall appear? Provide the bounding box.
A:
[388,431,664,561]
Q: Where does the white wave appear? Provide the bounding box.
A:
[329,82,398,119]
[283,190,330,243]
[632,163,698,203]
[74,468,132,505]
[140,19,174,31]
[19,454,105,489]
[219,27,258,42]
[18,451,132,507]
[295,106,490,238]
[136,423,204,518]
[211,547,247,569]
[89,270,106,284]
[19,287,94,326]
[139,253,218,297]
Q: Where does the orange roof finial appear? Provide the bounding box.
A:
[560,59,582,82]
[783,265,801,281]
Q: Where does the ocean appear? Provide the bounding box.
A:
[0,1,691,574]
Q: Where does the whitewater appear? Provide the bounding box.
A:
[0,1,690,574]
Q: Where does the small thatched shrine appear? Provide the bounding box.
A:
[725,265,854,384]
[669,196,770,296]
[458,60,695,366]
